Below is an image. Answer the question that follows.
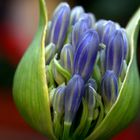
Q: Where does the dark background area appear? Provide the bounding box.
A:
[77,0,140,27]
[0,0,140,139]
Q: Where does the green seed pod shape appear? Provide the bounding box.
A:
[13,0,140,140]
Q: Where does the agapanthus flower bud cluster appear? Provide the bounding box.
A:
[44,2,129,140]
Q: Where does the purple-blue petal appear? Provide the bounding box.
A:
[73,29,99,81]
[120,28,129,59]
[94,19,107,41]
[105,29,124,77]
[64,74,85,123]
[85,85,96,117]
[53,85,66,114]
[49,3,70,52]
[102,20,119,46]
[101,70,118,102]
[79,13,93,28]
[71,6,85,25]
[60,44,74,73]
[72,20,90,50]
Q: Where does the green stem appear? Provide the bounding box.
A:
[62,122,71,140]
[80,118,92,139]
[92,64,101,86]
[53,113,63,139]
[94,94,104,128]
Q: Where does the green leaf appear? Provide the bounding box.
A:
[13,0,56,139]
[86,8,140,140]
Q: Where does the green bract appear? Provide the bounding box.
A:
[13,0,140,139]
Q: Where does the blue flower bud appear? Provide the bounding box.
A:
[52,85,66,114]
[94,19,107,41]
[49,3,70,52]
[87,78,98,91]
[73,29,99,81]
[99,44,106,75]
[81,83,104,138]
[101,70,118,113]
[87,13,96,26]
[79,13,94,28]
[60,44,74,73]
[120,60,127,81]
[105,29,125,77]
[72,20,90,49]
[45,43,56,64]
[52,85,66,139]
[64,74,85,123]
[119,28,129,59]
[71,6,85,25]
[102,20,120,46]
[85,84,96,119]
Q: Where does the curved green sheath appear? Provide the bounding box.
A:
[86,8,140,140]
[13,0,56,140]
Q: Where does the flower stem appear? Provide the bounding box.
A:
[62,122,71,140]
[53,113,63,139]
